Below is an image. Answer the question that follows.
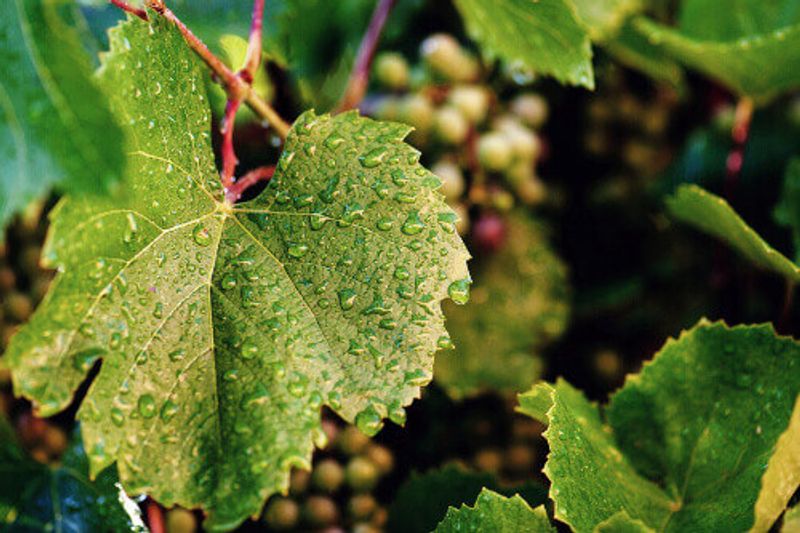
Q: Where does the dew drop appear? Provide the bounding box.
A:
[448,278,471,305]
[137,394,157,419]
[337,288,357,311]
[287,243,309,258]
[359,147,388,168]
[110,407,125,427]
[160,399,179,422]
[192,224,212,246]
[401,211,425,235]
[355,404,383,436]
[240,339,258,360]
[72,347,105,372]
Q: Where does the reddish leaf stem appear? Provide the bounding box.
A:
[146,499,165,533]
[110,0,148,21]
[226,165,276,203]
[241,0,265,82]
[336,0,397,112]
[724,97,754,201]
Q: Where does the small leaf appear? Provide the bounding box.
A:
[435,211,569,398]
[0,0,124,236]
[634,0,800,102]
[434,488,555,533]
[6,15,469,530]
[452,0,594,88]
[666,185,800,282]
[518,320,800,531]
[0,418,146,531]
[387,465,547,533]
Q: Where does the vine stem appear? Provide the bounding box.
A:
[723,97,754,201]
[145,499,165,533]
[226,165,276,202]
[336,0,397,112]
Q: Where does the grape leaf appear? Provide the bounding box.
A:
[452,0,594,89]
[435,211,569,399]
[518,320,800,532]
[634,0,800,102]
[434,488,555,533]
[774,158,800,263]
[0,419,145,532]
[595,512,655,532]
[0,0,123,237]
[387,465,547,533]
[571,0,643,41]
[785,503,800,532]
[666,185,800,282]
[5,15,469,531]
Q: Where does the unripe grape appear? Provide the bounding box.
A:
[371,507,388,527]
[420,34,479,82]
[504,443,536,474]
[448,85,489,124]
[399,94,434,133]
[303,496,339,527]
[365,444,394,475]
[505,125,542,161]
[42,426,68,456]
[594,349,623,382]
[510,93,549,129]
[478,132,513,172]
[452,203,470,236]
[337,425,370,456]
[472,447,503,473]
[489,187,515,212]
[434,106,469,145]
[353,524,381,533]
[431,160,465,200]
[289,469,310,495]
[472,213,506,252]
[166,508,197,533]
[348,494,377,521]
[5,292,32,322]
[516,176,547,206]
[264,497,300,530]
[0,266,15,292]
[30,446,49,464]
[374,52,410,90]
[345,456,380,492]
[373,96,403,122]
[311,459,345,493]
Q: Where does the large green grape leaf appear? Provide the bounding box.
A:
[666,185,800,282]
[5,15,469,531]
[452,0,594,89]
[595,512,655,532]
[571,0,643,41]
[518,321,800,532]
[0,0,123,236]
[434,488,555,533]
[785,503,800,532]
[0,419,145,532]
[634,0,800,102]
[434,211,569,399]
[387,465,547,533]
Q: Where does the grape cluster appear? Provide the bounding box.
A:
[260,416,395,532]
[366,34,551,251]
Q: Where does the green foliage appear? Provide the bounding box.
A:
[452,0,594,88]
[0,0,123,238]
[667,185,800,281]
[434,488,554,533]
[435,211,569,399]
[387,465,547,533]
[0,418,145,531]
[635,0,800,102]
[595,512,654,532]
[519,321,800,532]
[5,15,469,531]
[774,158,800,263]
[571,0,642,41]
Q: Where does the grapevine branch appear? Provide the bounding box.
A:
[337,0,397,112]
[111,0,290,201]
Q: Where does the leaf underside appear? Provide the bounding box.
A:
[518,321,800,532]
[0,0,123,236]
[452,0,594,89]
[6,15,469,530]
[434,211,569,399]
[433,488,555,533]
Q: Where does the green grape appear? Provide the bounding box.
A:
[264,497,300,530]
[345,456,380,492]
[473,447,503,473]
[303,496,339,527]
[166,508,197,533]
[594,349,624,382]
[5,292,33,322]
[42,426,68,456]
[516,176,547,206]
[0,266,15,292]
[490,187,515,212]
[510,92,549,129]
[289,468,310,496]
[504,443,536,474]
[449,85,489,124]
[353,523,382,533]
[365,444,394,475]
[478,132,513,172]
[434,106,469,145]
[432,160,465,200]
[374,52,410,90]
[348,494,378,521]
[311,458,345,493]
[337,425,370,456]
[452,202,470,236]
[399,93,435,133]
[373,96,403,122]
[419,33,479,82]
